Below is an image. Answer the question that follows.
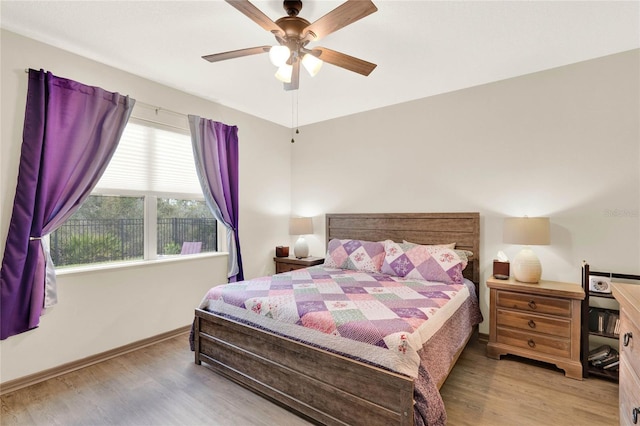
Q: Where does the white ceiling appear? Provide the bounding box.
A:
[1,1,638,127]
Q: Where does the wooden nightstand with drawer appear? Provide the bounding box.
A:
[486,276,585,380]
[274,256,324,273]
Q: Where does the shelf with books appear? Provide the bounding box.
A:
[585,304,620,380]
[581,263,640,381]
[587,307,620,339]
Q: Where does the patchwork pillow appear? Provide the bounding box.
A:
[381,240,464,284]
[402,240,473,270]
[323,239,385,273]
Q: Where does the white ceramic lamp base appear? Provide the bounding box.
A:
[294,236,309,258]
[512,247,542,283]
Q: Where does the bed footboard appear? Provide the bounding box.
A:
[194,308,415,426]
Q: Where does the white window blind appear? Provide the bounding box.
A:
[96,119,203,197]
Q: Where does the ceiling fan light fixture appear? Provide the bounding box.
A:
[302,53,323,77]
[275,63,293,83]
[269,45,291,67]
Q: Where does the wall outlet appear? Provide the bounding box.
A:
[588,275,612,293]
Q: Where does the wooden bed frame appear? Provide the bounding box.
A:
[194,212,480,426]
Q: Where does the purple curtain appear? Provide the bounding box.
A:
[0,69,135,340]
[188,115,244,282]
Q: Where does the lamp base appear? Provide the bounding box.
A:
[294,236,309,259]
[512,247,542,283]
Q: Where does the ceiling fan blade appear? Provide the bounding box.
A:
[302,0,377,43]
[225,0,285,36]
[312,47,377,76]
[202,46,270,62]
[284,59,300,91]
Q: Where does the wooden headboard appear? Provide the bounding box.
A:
[325,212,480,285]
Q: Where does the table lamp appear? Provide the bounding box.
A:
[289,217,313,259]
[503,217,550,283]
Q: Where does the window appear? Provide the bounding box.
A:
[157,198,217,255]
[51,118,217,268]
[50,196,144,266]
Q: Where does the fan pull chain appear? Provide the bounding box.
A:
[291,91,300,143]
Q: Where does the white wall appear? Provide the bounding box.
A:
[291,49,640,334]
[0,30,291,384]
[2,28,638,383]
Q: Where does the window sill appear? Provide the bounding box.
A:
[55,251,228,277]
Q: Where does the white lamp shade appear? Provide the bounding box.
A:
[302,53,323,77]
[269,45,290,67]
[275,64,293,83]
[289,217,313,235]
[503,217,550,245]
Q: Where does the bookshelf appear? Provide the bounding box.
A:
[581,263,640,381]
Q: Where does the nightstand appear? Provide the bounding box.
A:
[486,276,585,380]
[274,256,324,273]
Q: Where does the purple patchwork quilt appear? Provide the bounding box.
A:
[198,265,482,425]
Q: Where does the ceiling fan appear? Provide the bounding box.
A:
[202,0,378,91]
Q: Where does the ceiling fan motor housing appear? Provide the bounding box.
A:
[275,16,312,59]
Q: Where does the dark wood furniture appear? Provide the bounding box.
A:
[612,282,640,426]
[486,276,584,380]
[274,256,324,273]
[194,212,480,426]
[580,263,640,381]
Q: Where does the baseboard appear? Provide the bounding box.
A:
[478,332,489,344]
[0,325,191,396]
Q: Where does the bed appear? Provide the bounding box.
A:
[193,212,481,426]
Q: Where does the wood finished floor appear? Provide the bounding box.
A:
[1,333,619,426]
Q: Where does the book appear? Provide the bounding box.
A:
[588,344,611,362]
[588,308,599,332]
[591,348,619,368]
[605,312,619,335]
[598,311,605,333]
[602,360,619,370]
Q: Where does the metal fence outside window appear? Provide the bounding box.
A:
[50,218,217,267]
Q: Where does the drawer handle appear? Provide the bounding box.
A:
[633,407,639,424]
[528,320,536,329]
[528,300,537,310]
[527,339,536,348]
[624,332,633,347]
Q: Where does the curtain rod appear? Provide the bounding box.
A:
[135,101,188,119]
[131,115,190,133]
